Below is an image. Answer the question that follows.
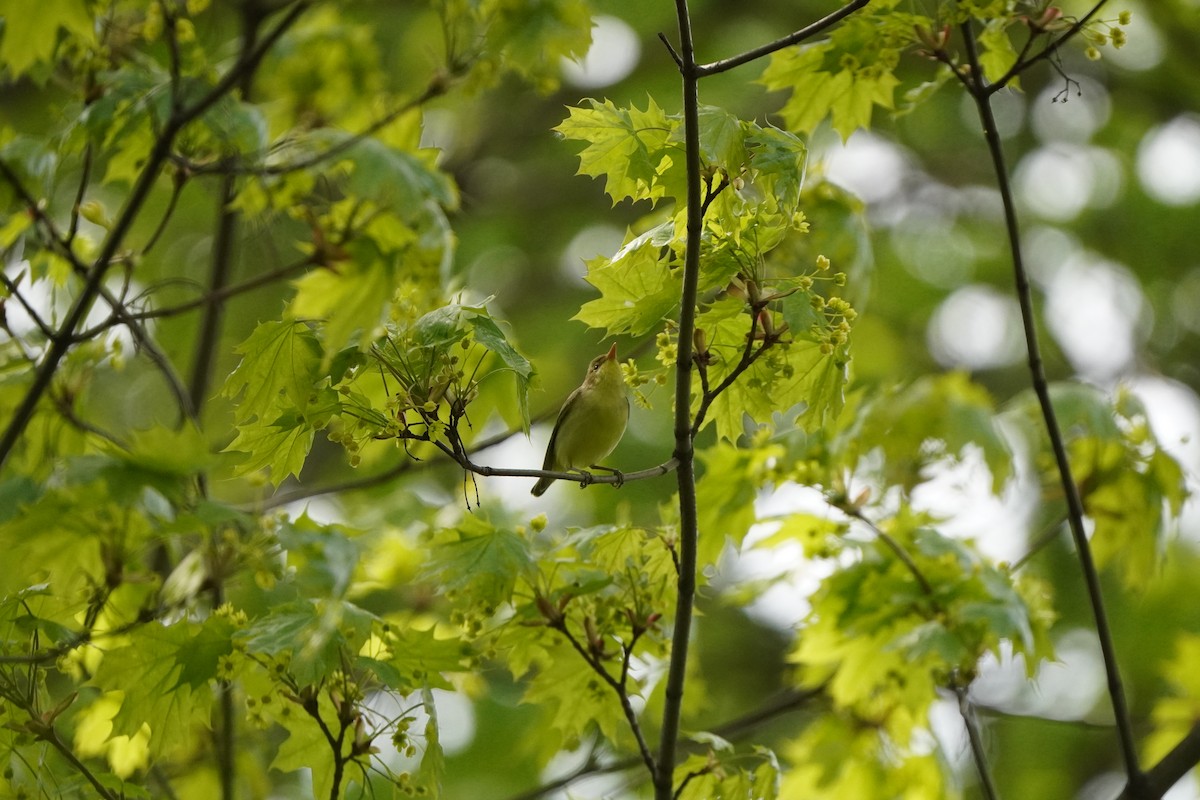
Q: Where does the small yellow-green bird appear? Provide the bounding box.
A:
[531,343,629,496]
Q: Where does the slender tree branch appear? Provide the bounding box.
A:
[0,272,56,340]
[73,255,317,336]
[170,70,456,178]
[35,725,120,800]
[1120,722,1200,800]
[689,314,772,438]
[1010,515,1068,573]
[66,143,94,244]
[954,680,1000,800]
[453,449,679,488]
[673,768,707,799]
[695,0,871,77]
[0,158,200,425]
[0,0,310,473]
[549,619,657,780]
[50,388,130,449]
[958,19,1143,795]
[841,506,935,596]
[140,171,187,256]
[988,1,1110,93]
[500,685,826,800]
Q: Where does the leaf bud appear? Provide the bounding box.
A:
[79,200,111,229]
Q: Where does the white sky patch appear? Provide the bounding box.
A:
[1128,374,1200,544]
[561,15,641,89]
[910,444,1035,564]
[559,223,624,284]
[927,284,1025,370]
[1044,255,1145,380]
[1015,144,1123,220]
[1031,76,1111,143]
[1137,115,1200,206]
[972,629,1107,722]
[823,131,910,205]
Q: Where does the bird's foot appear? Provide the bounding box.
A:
[589,464,625,488]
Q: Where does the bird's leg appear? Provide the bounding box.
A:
[589,464,625,488]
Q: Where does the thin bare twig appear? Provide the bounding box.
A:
[550,619,657,780]
[0,271,56,340]
[841,506,935,596]
[695,0,872,77]
[988,1,1110,93]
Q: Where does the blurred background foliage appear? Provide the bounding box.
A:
[3,0,1200,798]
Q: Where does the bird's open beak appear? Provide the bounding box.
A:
[606,343,618,361]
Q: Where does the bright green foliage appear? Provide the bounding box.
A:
[575,227,681,336]
[840,373,1014,493]
[1008,384,1188,588]
[222,320,327,483]
[1145,633,1200,764]
[696,440,782,564]
[0,0,95,78]
[427,518,675,759]
[695,295,850,442]
[92,617,233,754]
[555,97,683,206]
[0,0,1191,798]
[673,740,781,800]
[791,509,1055,744]
[779,714,951,800]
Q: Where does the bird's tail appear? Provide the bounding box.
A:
[531,476,555,496]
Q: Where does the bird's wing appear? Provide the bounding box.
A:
[541,386,583,471]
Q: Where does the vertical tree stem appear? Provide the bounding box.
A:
[191,1,265,411]
[657,2,702,797]
[201,8,267,798]
[959,22,1144,795]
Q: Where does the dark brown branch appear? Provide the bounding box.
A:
[658,3,704,797]
[958,18,1143,795]
[550,619,657,780]
[695,0,871,77]
[1121,722,1200,800]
